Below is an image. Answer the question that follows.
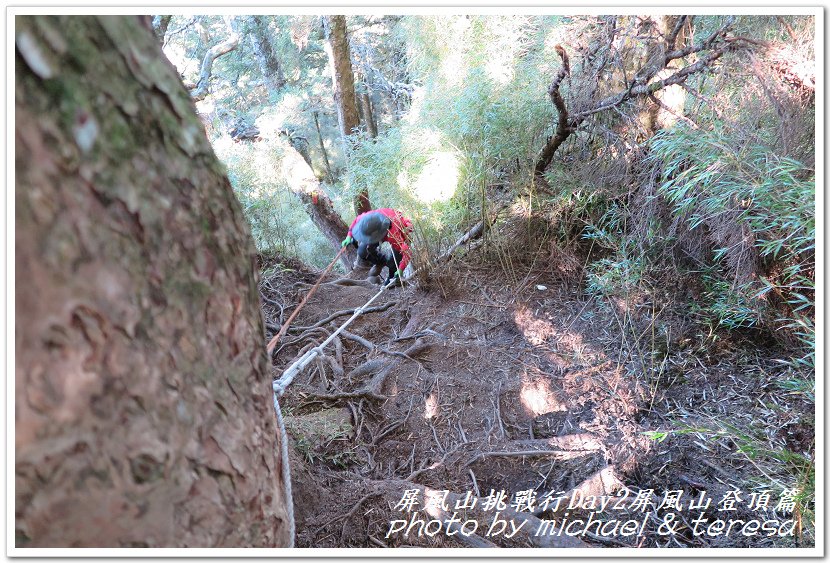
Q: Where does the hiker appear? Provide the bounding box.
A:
[342,208,412,287]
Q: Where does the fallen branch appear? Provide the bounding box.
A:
[434,205,507,265]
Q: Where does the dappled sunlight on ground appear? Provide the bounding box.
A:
[518,369,565,417]
[513,305,556,346]
[513,304,607,369]
[424,391,438,420]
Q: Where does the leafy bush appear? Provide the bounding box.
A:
[650,124,814,360]
[213,134,334,268]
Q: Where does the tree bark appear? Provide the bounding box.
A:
[190,16,239,101]
[152,15,172,42]
[15,15,291,548]
[323,15,371,215]
[248,16,287,94]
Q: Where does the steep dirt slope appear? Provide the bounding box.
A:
[261,252,810,549]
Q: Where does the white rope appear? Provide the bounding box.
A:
[272,392,296,547]
[270,282,388,547]
[273,283,388,394]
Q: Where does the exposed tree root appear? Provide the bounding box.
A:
[292,301,395,332]
[534,465,625,518]
[510,433,605,452]
[322,277,380,288]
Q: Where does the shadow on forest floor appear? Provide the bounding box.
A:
[259,247,813,549]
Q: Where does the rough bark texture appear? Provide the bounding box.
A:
[15,15,291,548]
[323,15,360,142]
[152,15,172,42]
[323,15,371,215]
[248,16,286,93]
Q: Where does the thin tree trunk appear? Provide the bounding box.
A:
[323,15,371,215]
[248,16,286,93]
[313,110,335,184]
[280,129,314,170]
[15,15,291,548]
[358,85,378,138]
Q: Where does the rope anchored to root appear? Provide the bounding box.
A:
[267,211,498,546]
[269,247,388,548]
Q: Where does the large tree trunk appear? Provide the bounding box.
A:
[248,16,287,94]
[323,15,371,215]
[15,15,291,548]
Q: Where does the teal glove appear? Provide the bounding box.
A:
[384,270,403,287]
[341,235,353,247]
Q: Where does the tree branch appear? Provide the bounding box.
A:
[664,15,734,63]
[534,17,741,175]
[534,45,578,176]
[190,17,239,101]
[665,15,688,49]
